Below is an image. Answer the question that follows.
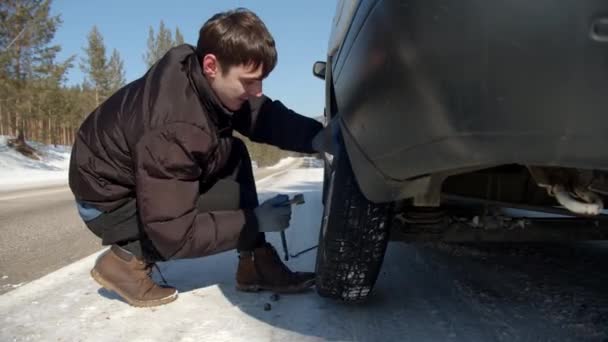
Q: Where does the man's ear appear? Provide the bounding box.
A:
[202,54,219,78]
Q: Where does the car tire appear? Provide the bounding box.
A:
[315,144,393,302]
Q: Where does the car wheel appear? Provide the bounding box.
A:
[315,144,393,302]
[321,154,331,205]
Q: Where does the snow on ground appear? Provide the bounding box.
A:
[1,165,607,341]
[0,136,71,192]
[266,156,298,170]
[0,167,326,342]
[2,139,606,341]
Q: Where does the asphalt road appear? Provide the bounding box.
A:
[0,185,98,294]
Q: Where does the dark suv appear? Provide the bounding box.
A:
[312,0,608,302]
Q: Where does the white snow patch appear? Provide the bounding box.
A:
[0,135,71,191]
[265,156,297,170]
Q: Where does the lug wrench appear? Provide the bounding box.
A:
[280,193,305,261]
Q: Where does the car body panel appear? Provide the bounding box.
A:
[327,0,360,57]
[328,0,608,202]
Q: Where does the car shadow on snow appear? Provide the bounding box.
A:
[138,178,404,340]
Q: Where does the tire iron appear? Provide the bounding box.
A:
[281,193,305,261]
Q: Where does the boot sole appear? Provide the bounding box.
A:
[236,278,315,294]
[90,269,178,307]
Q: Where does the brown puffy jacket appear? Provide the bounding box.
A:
[69,44,322,260]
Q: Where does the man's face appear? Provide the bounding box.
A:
[202,55,264,111]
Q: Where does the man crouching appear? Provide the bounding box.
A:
[69,8,322,307]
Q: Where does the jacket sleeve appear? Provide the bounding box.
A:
[134,122,258,260]
[232,95,323,153]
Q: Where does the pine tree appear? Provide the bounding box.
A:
[80,26,109,106]
[143,20,174,68]
[0,0,66,140]
[157,21,173,56]
[35,53,74,144]
[107,48,125,93]
[174,27,185,45]
[143,26,157,69]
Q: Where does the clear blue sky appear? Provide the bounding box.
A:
[51,0,337,117]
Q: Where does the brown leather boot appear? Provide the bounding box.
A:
[236,243,315,293]
[90,245,178,307]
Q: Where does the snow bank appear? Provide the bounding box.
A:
[266,156,297,170]
[0,136,71,191]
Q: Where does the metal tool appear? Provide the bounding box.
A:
[289,244,318,258]
[280,193,305,261]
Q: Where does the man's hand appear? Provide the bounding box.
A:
[311,130,326,153]
[254,194,292,232]
[311,120,340,155]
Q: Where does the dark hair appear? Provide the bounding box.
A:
[196,8,277,78]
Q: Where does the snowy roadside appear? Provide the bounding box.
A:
[0,136,71,192]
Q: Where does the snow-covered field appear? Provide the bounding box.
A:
[0,136,72,192]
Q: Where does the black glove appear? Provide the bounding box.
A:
[253,194,292,232]
[311,130,325,153]
[311,121,340,155]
